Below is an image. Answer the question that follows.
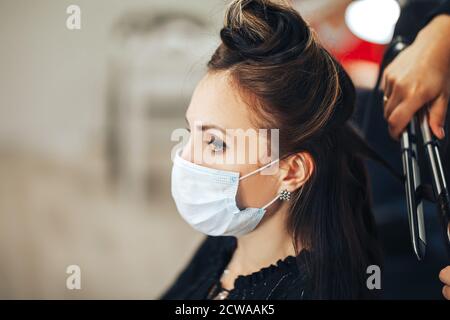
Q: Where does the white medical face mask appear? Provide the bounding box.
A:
[171,148,281,237]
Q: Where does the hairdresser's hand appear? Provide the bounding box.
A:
[382,14,450,140]
[439,266,450,299]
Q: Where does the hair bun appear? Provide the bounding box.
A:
[220,0,312,64]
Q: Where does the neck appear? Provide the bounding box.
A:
[226,201,296,278]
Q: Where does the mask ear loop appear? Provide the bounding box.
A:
[237,159,281,210]
[239,158,280,181]
[261,192,282,210]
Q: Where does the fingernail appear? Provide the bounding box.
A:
[441,127,445,139]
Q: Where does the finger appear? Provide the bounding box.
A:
[381,65,394,92]
[384,85,403,120]
[443,285,450,300]
[387,98,425,139]
[428,94,449,139]
[383,73,394,101]
[439,266,450,284]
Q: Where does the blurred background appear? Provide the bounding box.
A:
[0,0,446,299]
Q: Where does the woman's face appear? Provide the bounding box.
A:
[181,71,282,210]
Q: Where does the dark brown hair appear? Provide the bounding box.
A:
[207,0,381,299]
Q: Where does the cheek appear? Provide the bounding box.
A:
[235,173,280,209]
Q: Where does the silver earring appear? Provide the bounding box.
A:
[279,189,291,201]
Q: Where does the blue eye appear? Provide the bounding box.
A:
[208,135,226,152]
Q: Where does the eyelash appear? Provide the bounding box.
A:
[184,127,226,152]
[207,135,226,153]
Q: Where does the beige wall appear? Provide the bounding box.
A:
[0,0,223,162]
[0,0,225,299]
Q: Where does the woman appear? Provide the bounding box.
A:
[161,0,382,300]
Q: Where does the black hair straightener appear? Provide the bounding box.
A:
[375,37,450,261]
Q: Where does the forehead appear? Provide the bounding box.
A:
[186,71,256,131]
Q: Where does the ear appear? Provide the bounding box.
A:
[278,152,314,192]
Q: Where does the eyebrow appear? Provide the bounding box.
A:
[185,116,227,135]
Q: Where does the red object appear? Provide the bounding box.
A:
[332,36,386,70]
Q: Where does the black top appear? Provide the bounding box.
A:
[159,236,311,300]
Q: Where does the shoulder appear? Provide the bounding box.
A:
[159,236,236,299]
[174,235,235,269]
[185,236,236,269]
